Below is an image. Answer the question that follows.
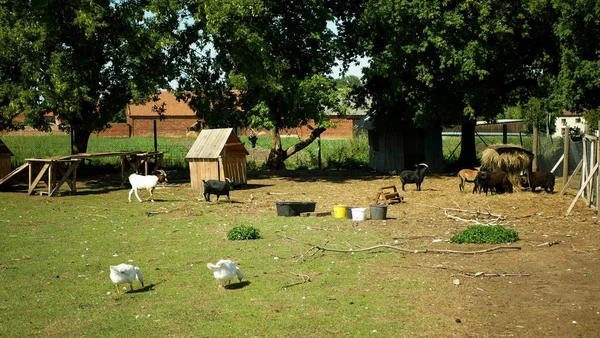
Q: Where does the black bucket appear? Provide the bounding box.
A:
[276,202,317,216]
[370,204,388,220]
[346,206,357,219]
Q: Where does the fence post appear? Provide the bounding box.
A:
[502,124,508,144]
[153,120,158,152]
[563,127,570,187]
[532,125,539,172]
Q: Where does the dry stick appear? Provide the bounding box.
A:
[444,209,504,226]
[282,235,520,255]
[423,264,529,278]
[145,206,183,217]
[281,273,312,288]
[533,241,560,247]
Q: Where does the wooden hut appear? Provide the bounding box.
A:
[186,128,249,189]
[0,139,13,179]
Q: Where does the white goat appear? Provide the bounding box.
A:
[128,170,167,203]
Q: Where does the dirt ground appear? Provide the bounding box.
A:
[216,170,600,337]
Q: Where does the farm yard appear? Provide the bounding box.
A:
[1,168,599,337]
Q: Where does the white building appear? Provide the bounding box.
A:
[554,110,586,137]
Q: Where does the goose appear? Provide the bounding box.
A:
[109,264,144,294]
[206,259,244,289]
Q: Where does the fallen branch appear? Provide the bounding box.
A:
[282,272,312,288]
[145,206,183,217]
[282,235,520,255]
[424,264,529,277]
[533,241,560,247]
[420,203,506,226]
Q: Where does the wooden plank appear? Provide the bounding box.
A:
[50,161,80,196]
[29,163,50,195]
[0,162,29,188]
[560,160,583,195]
[566,162,599,216]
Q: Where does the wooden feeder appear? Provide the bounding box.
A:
[373,185,403,204]
[0,139,13,179]
[185,128,249,189]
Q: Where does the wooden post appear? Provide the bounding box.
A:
[597,130,600,210]
[502,124,508,144]
[532,125,539,172]
[153,120,158,152]
[563,127,570,188]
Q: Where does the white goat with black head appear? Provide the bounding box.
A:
[128,170,167,202]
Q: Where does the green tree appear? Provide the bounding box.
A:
[0,0,195,153]
[347,0,556,167]
[184,0,346,170]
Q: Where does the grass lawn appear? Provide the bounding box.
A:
[0,177,419,337]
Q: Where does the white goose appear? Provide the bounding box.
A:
[207,259,244,289]
[109,264,144,294]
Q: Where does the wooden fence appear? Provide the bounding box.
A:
[560,126,599,215]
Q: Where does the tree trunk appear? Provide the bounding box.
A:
[71,127,92,154]
[457,120,479,168]
[265,126,327,170]
[266,129,286,170]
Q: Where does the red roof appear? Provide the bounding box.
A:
[128,91,196,117]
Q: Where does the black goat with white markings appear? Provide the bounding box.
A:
[399,163,429,191]
[202,178,233,202]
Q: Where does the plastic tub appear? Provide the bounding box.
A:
[351,207,367,221]
[333,205,348,218]
[276,202,317,216]
[370,204,388,220]
[346,206,358,219]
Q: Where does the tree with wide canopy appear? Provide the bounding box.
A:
[179,0,348,170]
[343,0,558,167]
[0,0,198,153]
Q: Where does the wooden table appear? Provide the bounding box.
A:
[27,158,81,196]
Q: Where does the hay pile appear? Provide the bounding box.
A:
[481,144,534,184]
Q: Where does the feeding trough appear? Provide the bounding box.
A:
[276,202,317,217]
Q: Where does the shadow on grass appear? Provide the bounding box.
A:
[224,280,251,290]
[127,281,163,294]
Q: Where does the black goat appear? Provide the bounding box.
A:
[202,178,233,202]
[520,171,555,193]
[473,171,513,195]
[399,163,429,191]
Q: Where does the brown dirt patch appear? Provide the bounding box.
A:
[232,170,600,337]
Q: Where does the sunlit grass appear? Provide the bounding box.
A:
[0,187,420,337]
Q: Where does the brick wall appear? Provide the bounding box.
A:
[96,123,130,137]
[130,117,197,137]
[241,117,359,139]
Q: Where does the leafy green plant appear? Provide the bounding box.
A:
[227,225,262,240]
[450,225,518,244]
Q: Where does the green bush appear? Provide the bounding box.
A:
[450,225,518,244]
[227,225,262,240]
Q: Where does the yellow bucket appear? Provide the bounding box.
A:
[333,205,348,218]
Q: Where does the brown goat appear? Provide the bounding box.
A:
[458,168,480,192]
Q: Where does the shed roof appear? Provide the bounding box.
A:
[128,91,196,117]
[0,139,13,155]
[185,128,249,159]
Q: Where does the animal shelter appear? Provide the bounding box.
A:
[186,128,249,189]
[0,139,13,179]
[480,144,534,185]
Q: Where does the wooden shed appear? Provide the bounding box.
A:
[0,139,13,179]
[185,128,249,189]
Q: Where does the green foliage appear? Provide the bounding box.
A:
[227,226,262,241]
[450,225,519,244]
[1,0,197,152]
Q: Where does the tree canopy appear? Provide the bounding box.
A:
[179,0,347,169]
[0,0,196,153]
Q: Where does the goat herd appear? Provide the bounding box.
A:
[402,163,556,195]
[127,163,555,204]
